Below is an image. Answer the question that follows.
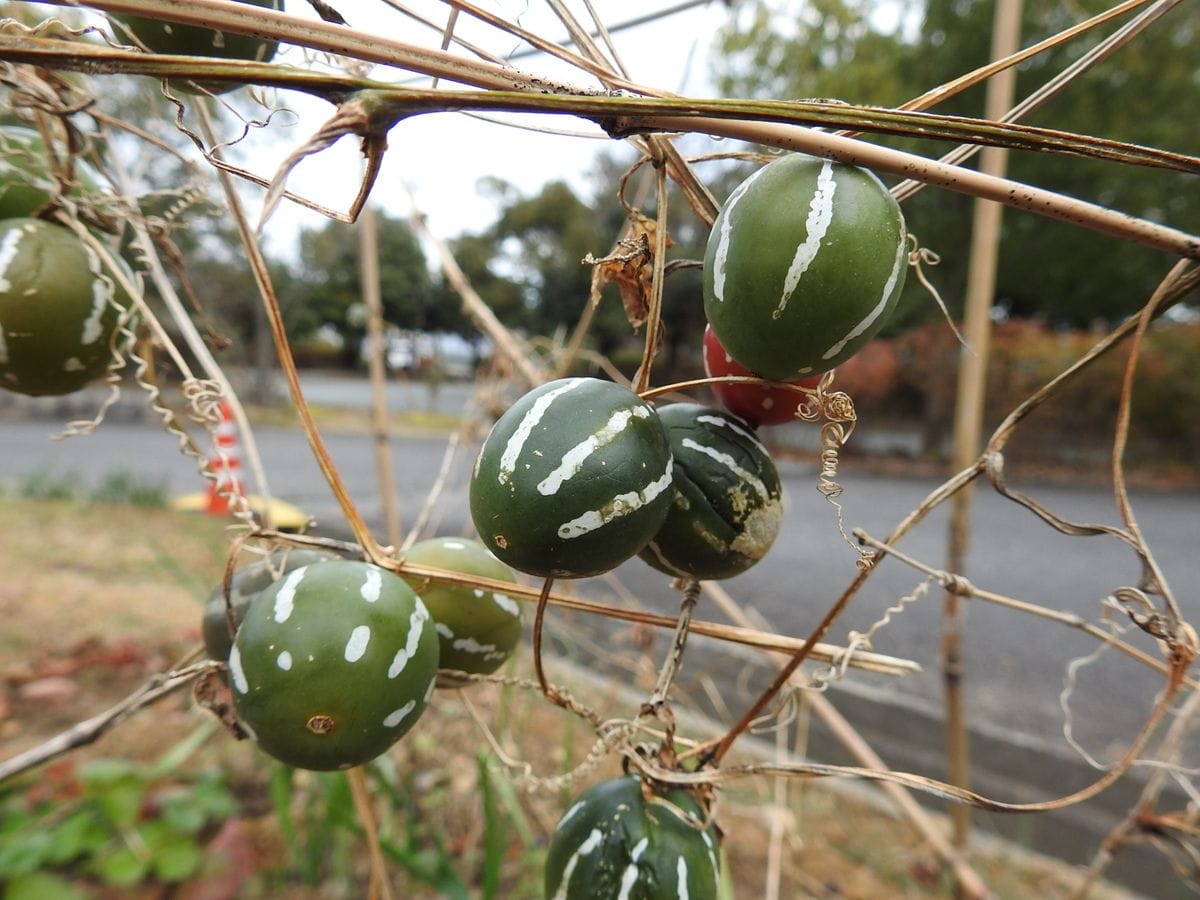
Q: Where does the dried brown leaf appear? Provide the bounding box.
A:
[586,212,672,332]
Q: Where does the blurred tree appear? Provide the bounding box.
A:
[430,230,527,331]
[291,212,445,365]
[183,222,310,341]
[713,0,1200,326]
[449,162,714,379]
[442,174,638,361]
[489,179,614,342]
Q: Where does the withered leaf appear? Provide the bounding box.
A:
[586,211,672,332]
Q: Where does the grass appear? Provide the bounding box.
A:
[0,498,1139,898]
[3,470,168,507]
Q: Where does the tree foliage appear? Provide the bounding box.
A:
[490,179,605,338]
[714,0,1200,326]
[493,173,690,360]
[438,162,713,378]
[289,212,453,364]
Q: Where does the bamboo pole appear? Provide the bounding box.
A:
[942,0,1024,849]
[358,205,404,548]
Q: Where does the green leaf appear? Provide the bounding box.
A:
[78,758,138,785]
[157,776,236,837]
[93,846,150,888]
[3,871,88,900]
[93,779,146,830]
[80,760,146,829]
[717,845,735,900]
[480,754,534,848]
[136,819,172,850]
[149,834,203,882]
[190,772,237,820]
[0,808,37,837]
[43,810,106,865]
[267,765,298,853]
[159,796,206,836]
[321,772,355,829]
[0,829,55,876]
[147,721,220,780]
[477,755,503,900]
[379,842,469,900]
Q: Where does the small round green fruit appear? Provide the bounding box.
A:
[230,560,439,771]
[545,775,720,900]
[704,153,907,379]
[109,0,284,95]
[202,548,336,662]
[0,125,102,220]
[469,378,674,579]
[0,218,131,397]
[639,404,783,580]
[401,537,523,678]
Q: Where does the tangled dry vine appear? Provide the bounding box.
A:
[1,1,1198,896]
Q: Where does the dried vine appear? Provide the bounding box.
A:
[1,0,1198,894]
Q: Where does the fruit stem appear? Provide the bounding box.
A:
[532,577,560,704]
[632,153,670,396]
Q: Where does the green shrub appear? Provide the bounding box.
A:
[834,319,1199,469]
[0,756,236,893]
[89,471,167,507]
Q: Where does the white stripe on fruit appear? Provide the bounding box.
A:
[537,405,652,496]
[497,379,585,485]
[681,438,768,501]
[711,167,765,304]
[773,159,836,320]
[820,220,907,362]
[556,459,674,540]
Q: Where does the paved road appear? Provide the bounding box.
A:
[5,408,1195,746]
[4,379,1197,892]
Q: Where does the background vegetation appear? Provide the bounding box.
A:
[149,0,1198,471]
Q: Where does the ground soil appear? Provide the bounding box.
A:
[0,499,1138,898]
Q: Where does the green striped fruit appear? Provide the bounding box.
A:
[0,126,102,220]
[401,537,523,679]
[202,548,336,662]
[469,378,674,579]
[703,154,907,379]
[230,560,439,771]
[0,219,130,397]
[544,775,719,900]
[639,404,782,580]
[109,0,284,95]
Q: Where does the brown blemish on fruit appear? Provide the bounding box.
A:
[730,499,783,561]
[726,484,754,519]
[493,534,509,550]
[306,714,336,735]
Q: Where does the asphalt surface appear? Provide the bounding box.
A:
[3,374,1197,894]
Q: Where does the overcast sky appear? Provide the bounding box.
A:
[222,0,734,255]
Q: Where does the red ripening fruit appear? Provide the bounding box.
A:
[702,325,819,427]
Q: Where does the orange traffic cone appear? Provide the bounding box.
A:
[204,399,245,516]
[171,399,308,531]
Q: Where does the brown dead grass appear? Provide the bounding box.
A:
[0,498,1136,899]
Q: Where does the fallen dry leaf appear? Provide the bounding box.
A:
[17,675,80,705]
